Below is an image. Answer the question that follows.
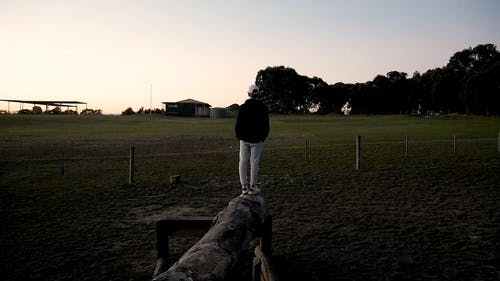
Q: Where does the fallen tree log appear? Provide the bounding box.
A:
[153,217,215,277]
[153,194,268,281]
[253,245,278,281]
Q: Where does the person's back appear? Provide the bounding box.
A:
[235,98,269,143]
[235,84,269,195]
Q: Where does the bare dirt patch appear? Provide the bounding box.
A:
[1,134,499,281]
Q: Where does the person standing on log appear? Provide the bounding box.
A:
[235,84,270,195]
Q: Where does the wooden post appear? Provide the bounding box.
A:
[304,139,308,163]
[169,175,181,187]
[60,151,65,176]
[154,225,169,278]
[356,135,361,170]
[129,146,135,184]
[260,215,272,256]
[498,132,499,154]
[154,217,214,278]
[453,135,456,156]
[153,195,268,281]
[405,136,408,157]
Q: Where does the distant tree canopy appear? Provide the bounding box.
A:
[81,108,102,115]
[121,107,164,115]
[254,43,500,115]
[122,107,135,115]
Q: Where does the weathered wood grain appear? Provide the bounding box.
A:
[153,194,267,281]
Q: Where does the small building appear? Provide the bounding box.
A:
[162,99,211,117]
[210,107,229,118]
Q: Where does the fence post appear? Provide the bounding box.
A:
[405,136,408,157]
[304,139,308,164]
[129,146,135,184]
[453,135,456,156]
[260,215,273,256]
[60,151,65,176]
[356,135,361,170]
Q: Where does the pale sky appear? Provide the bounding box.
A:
[1,0,499,114]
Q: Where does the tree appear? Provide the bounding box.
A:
[49,107,62,114]
[32,106,43,114]
[463,59,500,115]
[81,109,102,115]
[144,108,164,114]
[350,83,373,114]
[442,44,500,114]
[122,107,135,115]
[255,66,312,114]
[226,103,240,112]
[251,43,500,116]
[310,81,335,114]
[460,44,500,114]
[448,47,475,72]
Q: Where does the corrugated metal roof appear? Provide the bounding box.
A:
[176,99,208,104]
[162,99,211,107]
[0,99,86,107]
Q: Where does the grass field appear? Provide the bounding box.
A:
[1,114,499,281]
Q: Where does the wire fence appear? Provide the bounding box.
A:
[1,135,499,188]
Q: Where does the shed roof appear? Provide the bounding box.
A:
[0,99,86,107]
[163,99,211,107]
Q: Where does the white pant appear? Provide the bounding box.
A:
[239,141,264,188]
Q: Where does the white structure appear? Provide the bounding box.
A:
[341,100,352,115]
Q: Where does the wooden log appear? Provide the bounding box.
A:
[153,195,267,281]
[153,258,168,280]
[153,217,215,276]
[252,245,278,281]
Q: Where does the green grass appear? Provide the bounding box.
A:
[1,114,234,139]
[1,114,499,187]
[268,115,499,144]
[1,114,499,281]
[2,114,498,141]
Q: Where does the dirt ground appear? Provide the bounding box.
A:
[1,139,499,281]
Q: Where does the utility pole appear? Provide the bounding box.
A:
[150,83,153,116]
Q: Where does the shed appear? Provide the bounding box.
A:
[162,99,211,117]
[0,99,87,114]
[210,107,229,118]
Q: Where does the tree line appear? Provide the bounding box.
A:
[255,43,500,115]
[122,107,165,115]
[15,106,102,115]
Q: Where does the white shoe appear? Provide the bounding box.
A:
[241,186,250,195]
[248,185,261,195]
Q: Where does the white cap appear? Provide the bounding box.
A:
[248,84,259,94]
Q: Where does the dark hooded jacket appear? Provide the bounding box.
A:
[235,98,269,143]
